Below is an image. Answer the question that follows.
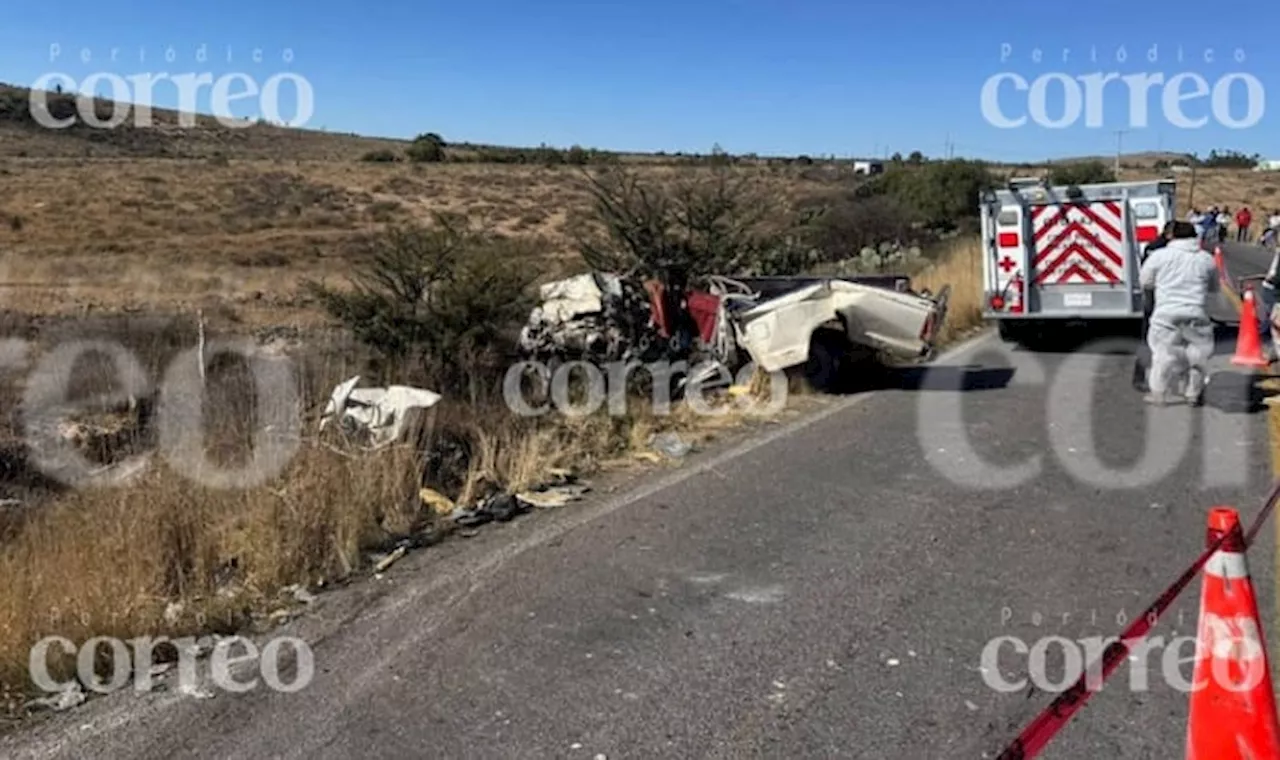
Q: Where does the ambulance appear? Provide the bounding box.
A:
[980,176,1176,346]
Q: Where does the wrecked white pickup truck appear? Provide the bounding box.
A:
[712,275,950,388]
[519,270,950,391]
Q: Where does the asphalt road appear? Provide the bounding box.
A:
[5,241,1280,760]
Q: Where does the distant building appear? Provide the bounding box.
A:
[853,159,884,175]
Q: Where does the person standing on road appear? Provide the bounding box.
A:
[1204,206,1221,245]
[1217,208,1232,244]
[1196,207,1215,245]
[1138,221,1220,406]
[1266,210,1280,249]
[1133,221,1177,392]
[1236,206,1253,242]
[1260,245,1280,360]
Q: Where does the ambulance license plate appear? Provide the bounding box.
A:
[1063,292,1092,307]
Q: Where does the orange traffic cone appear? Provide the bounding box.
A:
[1185,507,1280,759]
[1232,289,1270,368]
[1214,246,1230,284]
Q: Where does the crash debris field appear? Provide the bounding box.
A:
[2,84,1279,723]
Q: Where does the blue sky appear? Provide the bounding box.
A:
[1,0,1276,162]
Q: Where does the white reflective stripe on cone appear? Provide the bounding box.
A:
[1204,551,1250,579]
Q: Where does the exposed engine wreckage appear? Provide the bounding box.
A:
[518,269,951,392]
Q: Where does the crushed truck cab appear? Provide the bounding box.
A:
[518,271,951,394]
[728,278,948,372]
[719,275,950,390]
[980,176,1175,344]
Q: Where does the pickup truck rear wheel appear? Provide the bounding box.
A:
[804,331,845,392]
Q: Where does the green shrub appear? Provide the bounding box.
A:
[535,144,564,166]
[1200,149,1259,169]
[361,149,401,163]
[856,159,996,232]
[305,213,543,395]
[805,193,916,261]
[406,133,446,163]
[574,164,794,279]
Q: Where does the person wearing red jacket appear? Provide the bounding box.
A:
[1236,206,1253,242]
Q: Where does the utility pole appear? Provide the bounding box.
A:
[1113,129,1128,177]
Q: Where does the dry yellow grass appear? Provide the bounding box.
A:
[916,237,984,346]
[0,355,807,712]
[1159,167,1280,215]
[0,160,833,326]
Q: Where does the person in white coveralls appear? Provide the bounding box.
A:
[1137,220,1220,406]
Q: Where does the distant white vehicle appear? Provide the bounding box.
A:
[852,160,884,175]
[1253,159,1280,172]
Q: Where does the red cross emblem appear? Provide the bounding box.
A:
[998,256,1017,273]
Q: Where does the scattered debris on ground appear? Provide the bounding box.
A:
[448,493,530,528]
[283,584,316,605]
[297,267,953,585]
[25,684,85,713]
[319,375,442,450]
[515,483,591,509]
[649,431,692,459]
[373,546,408,575]
[418,487,455,516]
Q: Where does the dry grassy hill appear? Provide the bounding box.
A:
[1045,151,1191,168]
[0,159,851,325]
[2,81,1277,330]
[0,83,410,161]
[0,83,858,327]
